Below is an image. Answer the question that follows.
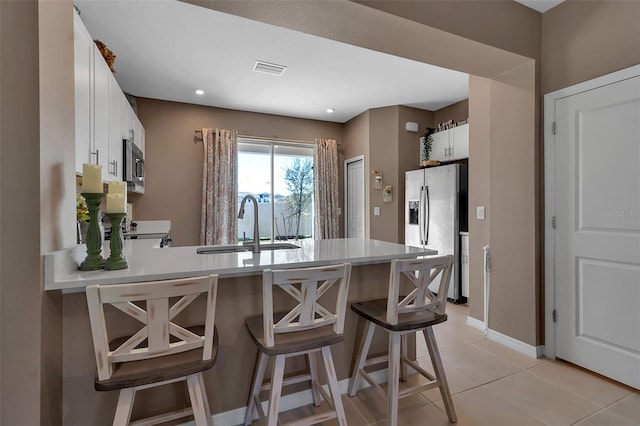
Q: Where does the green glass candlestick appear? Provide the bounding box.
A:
[79,193,106,271]
[105,212,128,270]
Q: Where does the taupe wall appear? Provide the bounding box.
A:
[468,76,492,322]
[542,0,640,94]
[354,0,541,61]
[1,1,74,424]
[0,3,42,424]
[134,98,344,247]
[343,111,371,237]
[39,3,76,424]
[433,100,469,126]
[368,107,399,242]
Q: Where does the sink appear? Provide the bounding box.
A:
[196,245,251,254]
[260,243,300,250]
[196,242,299,254]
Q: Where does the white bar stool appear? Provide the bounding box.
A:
[85,275,219,425]
[348,256,457,426]
[244,263,352,426]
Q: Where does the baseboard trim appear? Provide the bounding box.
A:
[180,369,390,426]
[465,315,485,332]
[466,316,544,359]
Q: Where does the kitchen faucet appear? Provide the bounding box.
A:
[238,194,261,253]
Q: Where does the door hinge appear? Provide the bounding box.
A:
[552,309,557,323]
[552,216,556,229]
[551,122,556,135]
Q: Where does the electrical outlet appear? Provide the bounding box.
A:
[336,207,342,216]
[373,207,381,216]
[477,206,485,220]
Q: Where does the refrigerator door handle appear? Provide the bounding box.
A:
[424,185,430,245]
[418,186,425,245]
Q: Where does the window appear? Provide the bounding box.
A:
[237,139,314,242]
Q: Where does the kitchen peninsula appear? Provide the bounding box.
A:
[46,237,437,423]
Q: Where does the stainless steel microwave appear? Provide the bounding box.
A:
[123,139,144,194]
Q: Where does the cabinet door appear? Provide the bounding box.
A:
[449,124,469,161]
[430,130,450,162]
[120,92,133,141]
[74,14,93,175]
[461,234,469,299]
[107,74,122,181]
[132,114,144,155]
[93,48,110,181]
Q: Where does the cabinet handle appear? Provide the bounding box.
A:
[91,150,100,164]
[450,146,454,156]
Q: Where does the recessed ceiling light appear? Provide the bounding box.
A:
[326,108,335,114]
[195,89,205,95]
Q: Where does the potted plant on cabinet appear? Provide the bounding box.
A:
[420,127,435,167]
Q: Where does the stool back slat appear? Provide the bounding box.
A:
[386,256,453,325]
[262,263,352,347]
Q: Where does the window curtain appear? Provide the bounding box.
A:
[200,128,238,245]
[314,138,340,239]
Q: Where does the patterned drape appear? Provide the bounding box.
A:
[200,128,238,245]
[314,138,340,239]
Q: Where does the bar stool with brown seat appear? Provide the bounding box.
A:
[348,256,457,426]
[244,263,352,426]
[85,274,219,426]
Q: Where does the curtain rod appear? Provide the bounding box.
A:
[194,129,340,146]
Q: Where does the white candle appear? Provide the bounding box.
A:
[82,164,103,193]
[108,181,127,197]
[106,193,127,213]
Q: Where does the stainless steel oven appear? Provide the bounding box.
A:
[123,138,144,194]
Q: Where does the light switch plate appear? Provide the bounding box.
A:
[373,207,380,216]
[477,206,485,220]
[336,207,342,216]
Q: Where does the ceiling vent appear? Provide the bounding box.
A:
[253,61,287,76]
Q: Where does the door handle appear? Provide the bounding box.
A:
[418,187,425,245]
[425,185,430,245]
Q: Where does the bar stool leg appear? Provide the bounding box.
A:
[400,334,408,382]
[266,354,286,426]
[113,387,135,425]
[348,321,375,396]
[387,332,401,426]
[308,351,322,406]
[423,327,457,423]
[320,346,347,426]
[245,352,269,426]
[187,373,213,426]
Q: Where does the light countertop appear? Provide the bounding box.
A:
[124,220,171,238]
[45,238,436,293]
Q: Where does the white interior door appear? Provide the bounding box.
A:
[345,157,365,238]
[554,75,640,389]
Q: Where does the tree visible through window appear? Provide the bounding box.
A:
[283,157,313,240]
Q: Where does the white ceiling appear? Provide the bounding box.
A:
[74,0,470,123]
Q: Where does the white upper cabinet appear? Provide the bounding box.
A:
[450,124,469,161]
[74,13,93,175]
[428,124,469,162]
[430,130,450,162]
[93,47,110,181]
[73,12,143,182]
[107,73,122,180]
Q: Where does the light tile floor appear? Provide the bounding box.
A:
[274,304,640,426]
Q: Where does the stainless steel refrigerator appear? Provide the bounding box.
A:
[405,164,468,302]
